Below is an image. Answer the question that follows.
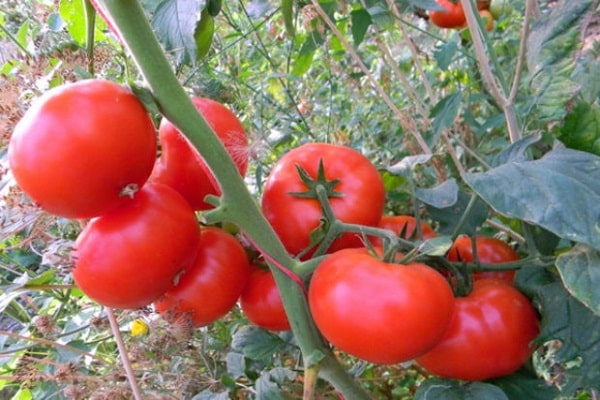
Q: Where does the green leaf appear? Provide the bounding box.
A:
[491,370,560,400]
[415,178,458,209]
[291,32,324,77]
[556,244,600,316]
[463,145,600,251]
[255,367,296,400]
[490,133,541,167]
[426,189,489,236]
[417,236,454,256]
[194,10,214,60]
[415,378,509,400]
[350,8,371,46]
[517,268,600,395]
[559,100,600,156]
[59,0,107,45]
[231,325,288,362]
[281,0,295,37]
[430,92,462,139]
[387,154,433,177]
[526,0,594,122]
[434,34,459,71]
[152,0,205,65]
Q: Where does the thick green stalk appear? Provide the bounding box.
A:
[95,1,372,398]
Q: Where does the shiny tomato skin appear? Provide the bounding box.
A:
[240,265,290,331]
[150,97,249,210]
[261,143,386,257]
[448,235,519,282]
[430,0,466,28]
[308,248,455,364]
[154,227,251,327]
[370,215,437,246]
[416,279,540,381]
[8,79,157,219]
[72,183,201,310]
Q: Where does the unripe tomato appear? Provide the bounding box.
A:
[150,97,249,210]
[429,0,466,29]
[309,248,455,364]
[240,265,290,331]
[154,227,251,327]
[72,183,201,309]
[416,279,540,381]
[448,235,519,282]
[8,79,157,219]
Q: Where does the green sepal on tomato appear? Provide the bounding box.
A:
[8,79,157,219]
[150,97,249,211]
[308,248,455,364]
[240,264,290,332]
[154,227,251,327]
[448,235,519,282]
[261,143,386,257]
[72,183,202,310]
[416,278,540,381]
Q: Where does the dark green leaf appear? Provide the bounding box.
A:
[415,378,508,400]
[415,178,458,208]
[430,92,462,138]
[281,0,295,36]
[463,145,600,251]
[350,8,371,46]
[491,370,560,400]
[194,10,214,60]
[152,0,205,65]
[231,325,287,362]
[490,133,541,167]
[206,0,221,17]
[559,100,600,156]
[517,268,600,395]
[526,0,594,122]
[434,34,459,71]
[426,189,489,236]
[556,244,600,316]
[255,367,296,400]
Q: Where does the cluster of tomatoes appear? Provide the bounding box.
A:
[8,79,539,383]
[258,142,540,381]
[429,0,495,31]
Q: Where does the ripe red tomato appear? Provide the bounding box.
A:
[308,248,455,364]
[261,143,386,257]
[150,97,249,210]
[240,265,290,331]
[416,279,540,380]
[448,235,519,282]
[429,0,466,28]
[154,227,251,327]
[370,215,437,246]
[72,183,201,310]
[8,79,157,219]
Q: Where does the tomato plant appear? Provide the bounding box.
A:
[261,143,386,256]
[8,79,157,219]
[150,97,249,210]
[308,248,455,364]
[240,264,290,331]
[154,227,251,327]
[370,215,437,246]
[448,235,519,282]
[429,0,465,29]
[416,279,540,381]
[72,183,201,309]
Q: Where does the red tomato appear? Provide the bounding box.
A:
[370,215,437,246]
[448,235,519,282]
[240,265,290,331]
[429,0,466,28]
[72,183,201,309]
[154,227,251,327]
[261,143,386,257]
[8,79,157,219]
[150,97,249,210]
[416,279,540,380]
[308,248,455,364]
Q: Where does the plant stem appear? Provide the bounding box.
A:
[95,1,372,398]
[83,0,96,76]
[106,308,143,400]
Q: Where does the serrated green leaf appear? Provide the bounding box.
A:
[430,92,462,139]
[517,268,600,395]
[415,378,509,400]
[152,0,205,65]
[556,244,600,316]
[560,100,600,156]
[463,145,600,251]
[526,0,594,122]
[231,325,288,362]
[350,8,371,46]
